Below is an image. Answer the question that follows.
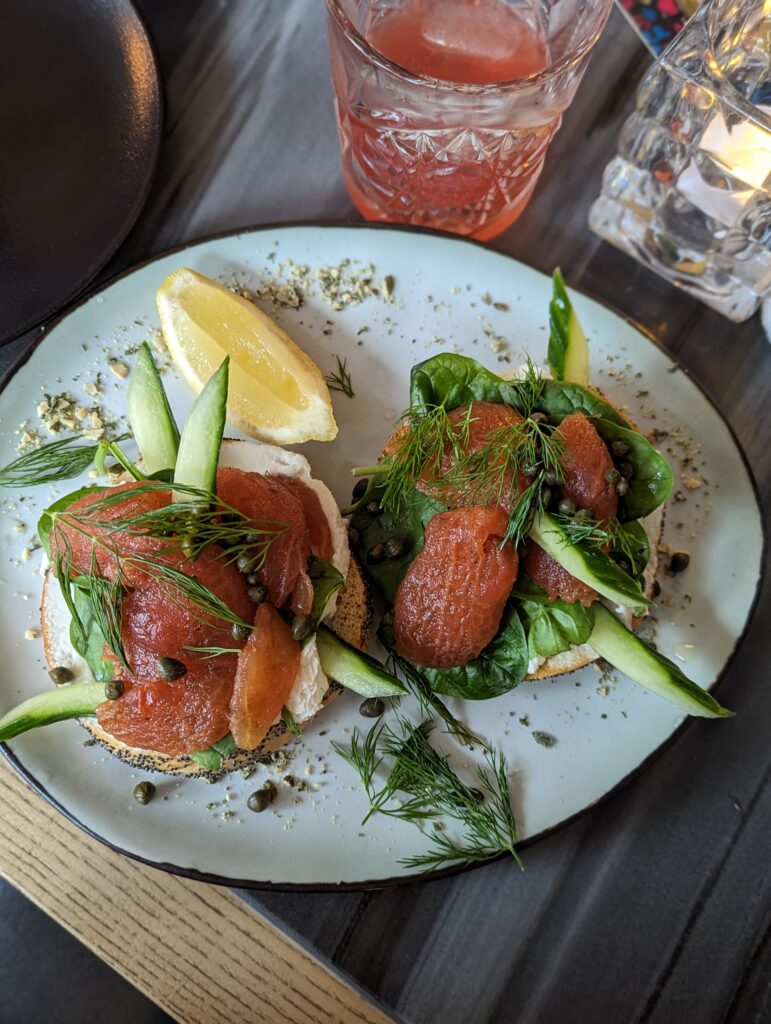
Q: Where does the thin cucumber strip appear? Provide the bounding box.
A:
[127,342,180,474]
[529,511,649,613]
[173,357,229,496]
[548,269,589,386]
[0,681,106,742]
[316,625,406,697]
[588,604,732,719]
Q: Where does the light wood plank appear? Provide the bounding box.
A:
[0,757,393,1024]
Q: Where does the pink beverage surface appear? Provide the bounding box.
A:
[335,0,559,239]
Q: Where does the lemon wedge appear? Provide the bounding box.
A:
[156,268,337,444]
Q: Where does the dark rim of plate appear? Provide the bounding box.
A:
[1,221,767,893]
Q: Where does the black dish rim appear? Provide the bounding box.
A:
[1,220,766,893]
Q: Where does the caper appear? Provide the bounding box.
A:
[544,468,560,486]
[531,411,548,424]
[522,464,539,476]
[614,556,632,575]
[540,486,552,509]
[247,781,277,813]
[245,532,261,544]
[104,679,124,700]
[574,507,593,522]
[237,554,256,573]
[619,461,635,479]
[291,614,312,641]
[246,572,260,586]
[352,478,369,499]
[156,657,187,681]
[359,697,385,718]
[558,497,576,516]
[652,579,662,598]
[604,467,620,484]
[368,542,386,563]
[366,499,382,515]
[132,781,156,805]
[384,536,407,559]
[308,556,324,579]
[610,440,630,457]
[49,666,73,685]
[470,788,485,804]
[616,478,629,497]
[347,525,360,547]
[231,622,251,643]
[248,584,268,605]
[668,551,690,573]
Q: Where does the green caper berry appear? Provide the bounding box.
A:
[308,557,324,579]
[236,553,255,573]
[248,584,268,605]
[530,411,548,424]
[540,487,553,509]
[652,580,662,598]
[132,781,156,805]
[614,556,632,575]
[604,467,620,483]
[347,525,360,547]
[384,536,406,559]
[231,622,252,642]
[352,478,369,499]
[574,507,594,522]
[668,551,690,573]
[156,657,187,681]
[246,572,260,587]
[544,468,559,485]
[49,666,73,685]
[247,781,277,813]
[610,441,630,457]
[104,679,124,700]
[619,461,634,479]
[366,499,382,515]
[616,478,629,497]
[558,497,576,516]
[245,532,261,543]
[291,614,312,641]
[368,542,385,563]
[359,697,385,718]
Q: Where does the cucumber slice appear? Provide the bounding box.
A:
[529,511,649,614]
[588,604,732,719]
[0,681,106,742]
[548,269,589,386]
[316,625,406,697]
[127,342,180,474]
[173,357,229,495]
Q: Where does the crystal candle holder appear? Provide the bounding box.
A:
[589,0,771,322]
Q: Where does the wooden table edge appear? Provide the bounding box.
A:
[0,757,395,1024]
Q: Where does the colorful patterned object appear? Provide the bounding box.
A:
[615,0,696,54]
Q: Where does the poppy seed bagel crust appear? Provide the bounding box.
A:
[39,438,373,779]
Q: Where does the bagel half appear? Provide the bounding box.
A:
[41,439,372,778]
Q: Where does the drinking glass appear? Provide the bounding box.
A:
[325,0,614,240]
[589,0,771,321]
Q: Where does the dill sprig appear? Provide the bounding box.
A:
[184,645,241,659]
[551,512,641,569]
[388,653,480,748]
[325,354,355,398]
[333,714,521,871]
[0,434,135,488]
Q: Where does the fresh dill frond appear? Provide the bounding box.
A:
[502,357,546,417]
[334,714,521,871]
[551,512,642,571]
[0,435,108,488]
[281,706,302,737]
[184,645,242,659]
[79,550,130,673]
[128,554,252,630]
[388,653,480,748]
[325,354,355,397]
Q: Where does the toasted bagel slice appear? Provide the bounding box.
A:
[40,439,372,779]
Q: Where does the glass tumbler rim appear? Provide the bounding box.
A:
[324,0,614,93]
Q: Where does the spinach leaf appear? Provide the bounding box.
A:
[351,485,446,605]
[591,418,673,520]
[422,605,529,700]
[514,580,594,659]
[308,559,345,635]
[532,380,628,426]
[409,354,506,411]
[68,580,115,682]
[189,733,237,771]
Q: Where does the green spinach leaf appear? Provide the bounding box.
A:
[514,580,594,659]
[189,733,237,771]
[409,354,506,411]
[38,486,103,558]
[351,485,446,605]
[68,580,116,682]
[591,417,673,520]
[530,380,628,426]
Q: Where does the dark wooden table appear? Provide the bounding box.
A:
[1,2,769,1022]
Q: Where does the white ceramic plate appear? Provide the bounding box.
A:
[0,225,763,888]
